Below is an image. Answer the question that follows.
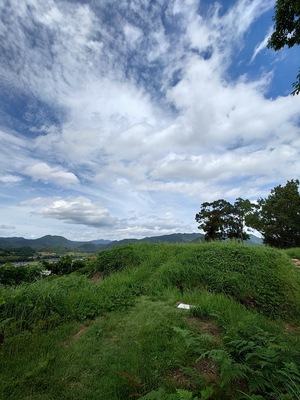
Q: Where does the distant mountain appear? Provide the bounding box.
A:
[104,233,205,249]
[247,234,263,246]
[0,237,31,249]
[0,233,205,252]
[0,235,94,251]
[140,233,204,244]
[89,239,112,245]
[0,232,262,252]
[74,243,107,252]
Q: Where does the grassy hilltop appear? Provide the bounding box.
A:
[1,242,300,400]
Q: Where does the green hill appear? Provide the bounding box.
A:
[0,235,87,250]
[1,242,299,400]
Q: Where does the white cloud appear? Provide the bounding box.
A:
[0,0,100,103]
[0,0,299,240]
[22,196,115,227]
[123,23,143,47]
[0,175,23,184]
[24,163,79,185]
[18,194,193,239]
[250,27,273,63]
[0,224,16,230]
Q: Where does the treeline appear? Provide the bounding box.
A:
[41,255,86,275]
[0,247,36,264]
[0,256,88,286]
[0,264,43,286]
[196,179,300,248]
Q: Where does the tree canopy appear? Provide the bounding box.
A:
[195,198,255,242]
[246,179,300,248]
[268,0,300,95]
[196,180,300,248]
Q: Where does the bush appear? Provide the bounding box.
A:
[49,256,86,275]
[0,264,43,286]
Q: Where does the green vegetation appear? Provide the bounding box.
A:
[196,179,300,249]
[0,263,44,286]
[0,247,36,264]
[268,0,300,95]
[247,180,300,249]
[1,242,300,399]
[0,255,92,286]
[195,198,255,242]
[285,247,300,260]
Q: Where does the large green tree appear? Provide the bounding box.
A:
[268,0,300,94]
[246,180,300,248]
[195,199,230,241]
[195,198,255,242]
[226,198,256,242]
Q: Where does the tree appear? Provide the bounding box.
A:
[195,198,256,242]
[195,199,230,241]
[226,198,256,242]
[268,0,300,95]
[50,255,73,275]
[246,180,300,248]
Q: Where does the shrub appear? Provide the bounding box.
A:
[0,264,43,286]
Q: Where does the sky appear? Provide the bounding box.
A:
[0,0,299,241]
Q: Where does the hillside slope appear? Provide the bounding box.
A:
[1,242,298,400]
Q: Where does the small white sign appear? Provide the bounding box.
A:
[177,303,194,309]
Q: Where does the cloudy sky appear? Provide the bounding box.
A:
[0,0,299,241]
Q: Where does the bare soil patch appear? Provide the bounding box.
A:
[172,368,194,389]
[284,323,300,334]
[185,317,221,338]
[291,259,300,269]
[90,272,103,281]
[171,318,221,389]
[171,357,219,390]
[193,357,219,384]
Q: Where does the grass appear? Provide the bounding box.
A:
[1,242,300,399]
[285,247,300,259]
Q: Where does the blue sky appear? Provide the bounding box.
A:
[0,0,299,241]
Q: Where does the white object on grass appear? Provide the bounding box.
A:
[176,303,194,309]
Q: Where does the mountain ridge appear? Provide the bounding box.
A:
[0,233,262,252]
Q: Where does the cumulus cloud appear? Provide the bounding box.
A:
[22,196,115,227]
[24,163,79,185]
[19,195,192,239]
[0,0,299,240]
[109,211,192,240]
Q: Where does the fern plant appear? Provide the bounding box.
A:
[172,324,300,399]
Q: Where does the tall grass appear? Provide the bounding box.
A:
[1,242,300,399]
[285,247,300,259]
[0,265,150,337]
[2,241,299,337]
[145,242,300,319]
